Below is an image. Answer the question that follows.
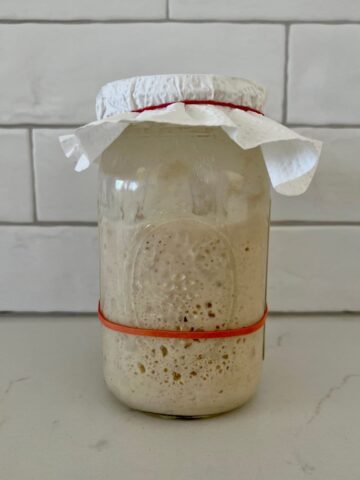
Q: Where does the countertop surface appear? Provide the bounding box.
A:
[1,314,360,480]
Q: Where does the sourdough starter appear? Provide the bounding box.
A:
[99,126,269,416]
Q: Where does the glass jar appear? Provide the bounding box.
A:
[98,122,270,417]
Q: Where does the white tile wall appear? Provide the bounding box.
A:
[1,226,358,312]
[269,227,360,312]
[0,0,166,20]
[272,129,360,222]
[0,4,359,313]
[0,227,98,312]
[288,25,360,125]
[0,24,284,124]
[0,129,33,222]
[33,130,97,221]
[170,0,360,21]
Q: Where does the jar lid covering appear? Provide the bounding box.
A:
[96,74,266,119]
[60,74,322,195]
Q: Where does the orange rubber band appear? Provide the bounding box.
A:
[98,302,268,339]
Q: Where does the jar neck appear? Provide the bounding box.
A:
[121,122,224,139]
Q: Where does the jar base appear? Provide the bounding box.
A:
[143,412,220,420]
[107,385,257,419]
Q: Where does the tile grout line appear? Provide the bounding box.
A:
[166,0,169,20]
[270,221,360,227]
[0,124,81,129]
[1,221,360,227]
[285,123,360,129]
[28,129,38,222]
[282,24,290,124]
[0,19,360,24]
[2,124,360,130]
[0,221,97,227]
[1,311,359,318]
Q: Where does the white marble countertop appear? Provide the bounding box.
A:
[1,314,360,480]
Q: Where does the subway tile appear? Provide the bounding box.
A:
[170,0,360,21]
[33,129,97,221]
[0,129,33,222]
[0,226,98,312]
[288,25,360,124]
[269,226,360,312]
[0,0,166,20]
[0,24,284,124]
[271,129,360,222]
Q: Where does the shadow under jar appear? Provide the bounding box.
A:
[98,122,270,417]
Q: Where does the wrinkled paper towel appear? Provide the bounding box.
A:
[60,74,322,195]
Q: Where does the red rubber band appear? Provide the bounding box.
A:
[132,99,264,116]
[98,302,268,339]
